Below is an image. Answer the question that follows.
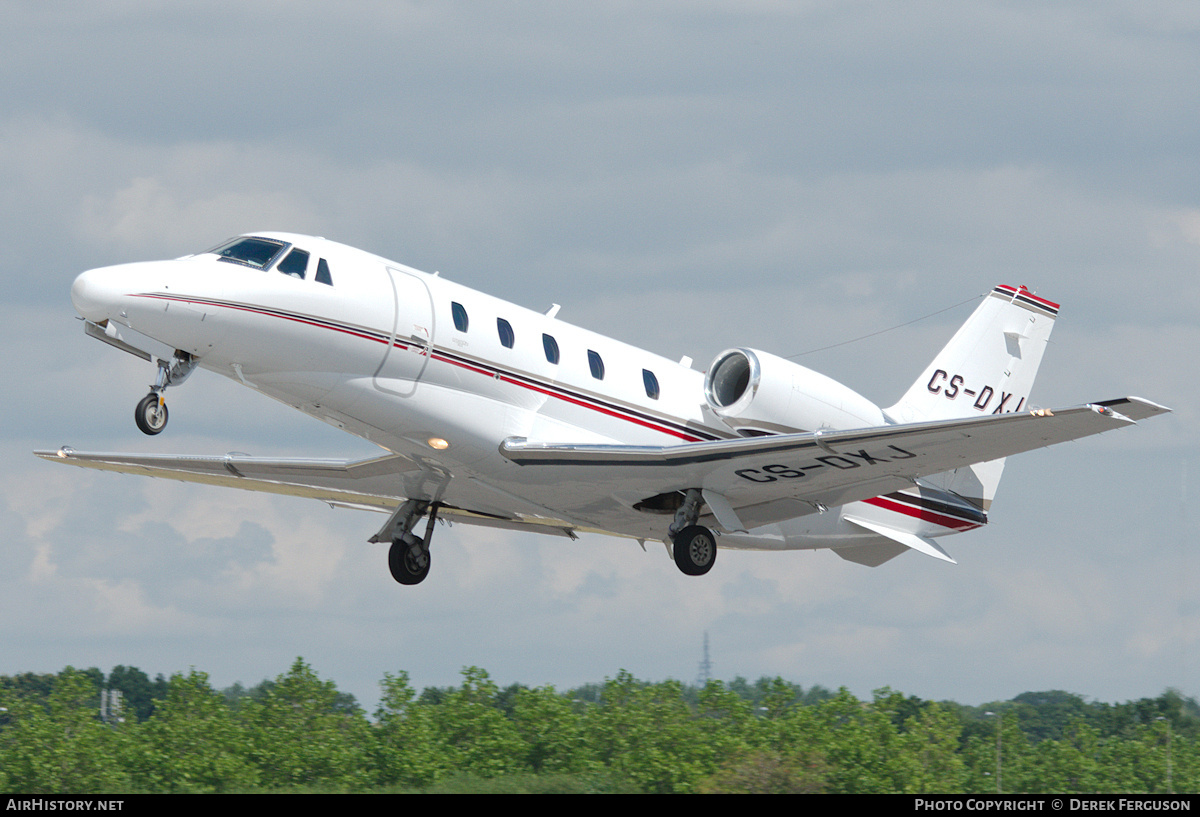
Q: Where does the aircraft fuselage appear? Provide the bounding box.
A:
[69,232,1079,571]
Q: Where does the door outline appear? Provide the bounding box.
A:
[372,266,435,398]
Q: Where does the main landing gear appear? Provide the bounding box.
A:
[668,489,717,576]
[134,352,197,435]
[372,500,440,586]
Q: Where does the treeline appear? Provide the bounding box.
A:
[0,659,1195,793]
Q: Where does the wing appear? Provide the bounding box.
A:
[37,396,1169,544]
[499,397,1170,533]
[32,449,585,539]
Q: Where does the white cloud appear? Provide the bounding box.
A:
[1,1,1196,708]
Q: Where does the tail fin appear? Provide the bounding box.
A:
[885,285,1059,509]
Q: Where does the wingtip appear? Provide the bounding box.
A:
[34,447,75,460]
[1094,397,1172,421]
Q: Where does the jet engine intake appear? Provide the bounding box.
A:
[704,347,886,435]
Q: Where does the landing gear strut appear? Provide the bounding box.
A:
[134,352,197,436]
[668,489,717,576]
[373,500,440,586]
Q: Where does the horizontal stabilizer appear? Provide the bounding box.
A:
[843,515,957,564]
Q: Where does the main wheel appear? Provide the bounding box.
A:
[388,537,431,585]
[673,525,717,576]
[135,393,168,435]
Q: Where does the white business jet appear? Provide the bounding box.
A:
[40,232,1169,584]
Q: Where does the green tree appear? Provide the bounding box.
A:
[240,657,372,790]
[963,709,1032,793]
[811,688,914,793]
[696,679,758,756]
[581,671,713,793]
[1028,721,1109,793]
[0,667,128,793]
[697,748,829,793]
[760,676,801,719]
[427,666,527,778]
[511,684,589,774]
[900,702,966,792]
[372,670,443,787]
[121,669,256,793]
[105,665,165,723]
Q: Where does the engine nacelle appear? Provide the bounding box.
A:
[704,347,886,435]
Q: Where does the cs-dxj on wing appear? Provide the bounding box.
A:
[41,233,1170,585]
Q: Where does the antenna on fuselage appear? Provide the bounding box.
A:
[545,303,561,318]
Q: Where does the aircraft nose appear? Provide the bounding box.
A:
[70,267,125,322]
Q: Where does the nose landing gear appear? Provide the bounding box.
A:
[135,393,169,435]
[134,352,196,436]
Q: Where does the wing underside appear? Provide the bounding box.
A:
[37,397,1169,544]
[498,397,1170,532]
[32,448,588,539]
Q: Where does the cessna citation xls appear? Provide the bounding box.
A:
[41,232,1169,585]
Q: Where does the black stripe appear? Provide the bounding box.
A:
[884,490,988,526]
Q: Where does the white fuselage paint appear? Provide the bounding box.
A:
[70,232,967,552]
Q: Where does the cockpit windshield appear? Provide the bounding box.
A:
[209,236,289,270]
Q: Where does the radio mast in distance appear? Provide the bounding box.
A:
[697,631,713,686]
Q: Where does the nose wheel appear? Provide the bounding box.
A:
[135,393,169,435]
[132,352,196,436]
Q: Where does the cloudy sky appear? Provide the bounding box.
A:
[2,1,1197,710]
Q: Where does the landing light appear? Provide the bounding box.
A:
[427,437,450,450]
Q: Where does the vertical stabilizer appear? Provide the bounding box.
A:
[884,285,1059,509]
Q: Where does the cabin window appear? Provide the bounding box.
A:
[497,318,515,349]
[588,350,605,380]
[212,236,288,270]
[643,369,660,400]
[276,248,309,279]
[452,302,469,332]
[315,258,333,286]
[543,333,560,365]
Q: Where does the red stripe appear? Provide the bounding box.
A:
[1016,286,1059,311]
[862,496,981,531]
[996,284,1059,311]
[133,293,707,443]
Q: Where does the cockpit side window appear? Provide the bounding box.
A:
[315,258,333,286]
[276,248,310,279]
[211,237,288,270]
